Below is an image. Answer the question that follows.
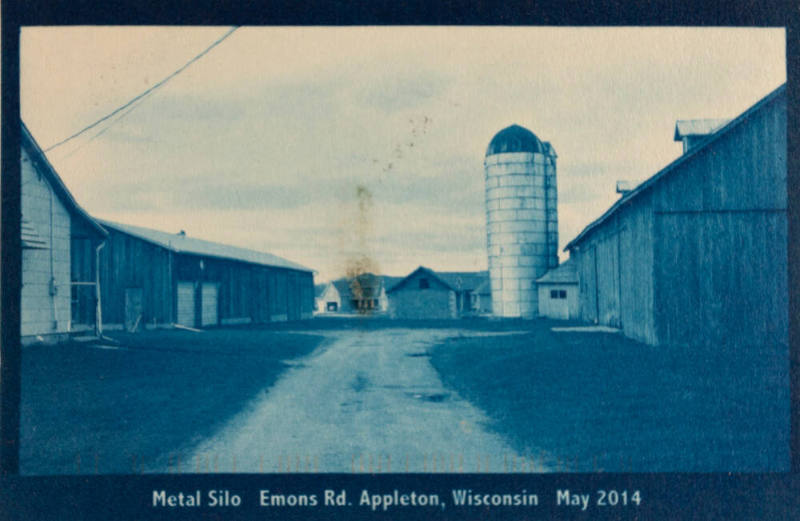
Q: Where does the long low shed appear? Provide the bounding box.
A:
[565,84,787,347]
[92,220,314,330]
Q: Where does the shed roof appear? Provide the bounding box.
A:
[673,118,732,140]
[97,219,312,272]
[565,83,785,252]
[536,259,577,284]
[21,121,107,238]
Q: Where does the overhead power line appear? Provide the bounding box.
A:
[45,26,239,153]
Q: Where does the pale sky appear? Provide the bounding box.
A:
[21,26,785,282]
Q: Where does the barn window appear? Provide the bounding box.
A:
[419,278,429,289]
[559,290,567,299]
[550,289,558,299]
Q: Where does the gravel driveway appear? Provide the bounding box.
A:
[175,328,544,473]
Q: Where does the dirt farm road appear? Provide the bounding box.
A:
[172,328,546,473]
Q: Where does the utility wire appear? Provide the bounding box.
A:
[45,26,239,153]
[59,89,152,161]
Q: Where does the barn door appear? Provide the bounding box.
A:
[176,281,196,327]
[201,283,219,326]
[124,288,143,332]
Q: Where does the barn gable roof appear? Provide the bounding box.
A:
[536,259,577,284]
[21,121,107,238]
[331,273,386,299]
[435,271,489,291]
[565,83,786,252]
[97,219,312,273]
[387,267,489,293]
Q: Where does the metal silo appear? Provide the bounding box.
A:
[485,124,558,318]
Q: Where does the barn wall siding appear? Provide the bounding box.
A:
[98,231,173,327]
[616,194,656,344]
[652,93,786,346]
[390,288,456,319]
[388,269,457,319]
[568,89,786,347]
[654,208,787,347]
[21,148,73,337]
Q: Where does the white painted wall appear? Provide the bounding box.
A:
[21,148,72,337]
[537,283,579,320]
[315,283,341,313]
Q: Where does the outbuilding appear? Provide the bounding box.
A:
[331,273,389,314]
[565,84,787,347]
[314,282,342,313]
[20,122,107,342]
[387,267,490,319]
[91,220,314,330]
[536,259,578,320]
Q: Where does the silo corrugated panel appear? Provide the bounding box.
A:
[484,125,558,318]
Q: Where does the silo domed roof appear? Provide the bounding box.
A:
[486,124,544,156]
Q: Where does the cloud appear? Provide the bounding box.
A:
[22,27,786,282]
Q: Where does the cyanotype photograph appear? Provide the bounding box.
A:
[17,26,788,476]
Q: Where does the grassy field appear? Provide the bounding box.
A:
[20,317,790,474]
[20,326,325,474]
[428,321,790,472]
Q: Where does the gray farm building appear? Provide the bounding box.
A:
[20,122,107,341]
[387,267,490,319]
[565,84,787,347]
[484,124,558,319]
[535,259,579,320]
[92,220,315,330]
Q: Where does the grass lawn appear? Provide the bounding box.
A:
[429,321,790,472]
[20,326,325,474]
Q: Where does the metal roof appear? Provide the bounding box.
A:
[331,273,389,299]
[387,266,489,293]
[435,271,489,291]
[21,121,107,238]
[565,83,786,252]
[486,124,544,156]
[673,118,732,140]
[536,259,577,284]
[97,219,313,272]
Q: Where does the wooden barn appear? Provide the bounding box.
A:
[91,220,314,331]
[565,84,787,347]
[20,122,107,342]
[387,267,490,319]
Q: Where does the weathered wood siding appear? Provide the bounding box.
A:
[652,91,787,346]
[570,88,786,347]
[388,271,456,319]
[20,147,72,337]
[96,227,313,328]
[69,220,101,327]
[175,256,312,324]
[98,230,173,327]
